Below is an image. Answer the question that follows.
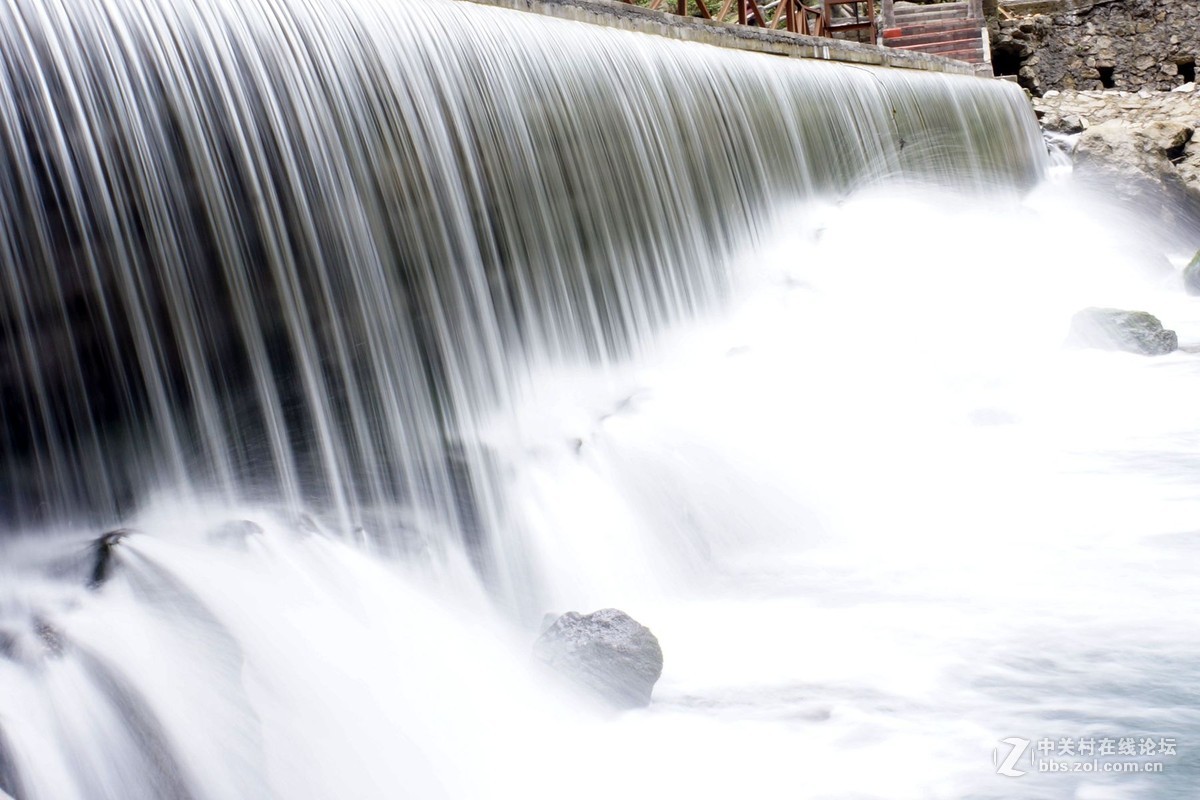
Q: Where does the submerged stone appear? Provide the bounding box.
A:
[1069,307,1178,355]
[534,609,663,709]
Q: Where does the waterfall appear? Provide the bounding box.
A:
[0,0,1111,797]
[0,0,1044,544]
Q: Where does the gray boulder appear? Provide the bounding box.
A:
[534,609,663,709]
[1069,307,1178,355]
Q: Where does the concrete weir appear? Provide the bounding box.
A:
[463,0,980,75]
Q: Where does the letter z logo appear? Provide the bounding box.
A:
[993,737,1030,777]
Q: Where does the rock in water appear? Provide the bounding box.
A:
[534,609,663,709]
[88,529,131,588]
[1069,308,1178,356]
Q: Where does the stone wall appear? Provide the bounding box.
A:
[991,0,1200,95]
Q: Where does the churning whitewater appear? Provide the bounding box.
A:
[1,0,1198,796]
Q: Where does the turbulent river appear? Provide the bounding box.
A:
[0,0,1197,796]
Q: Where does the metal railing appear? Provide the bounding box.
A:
[626,0,881,39]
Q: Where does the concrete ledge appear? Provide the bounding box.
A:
[462,0,981,75]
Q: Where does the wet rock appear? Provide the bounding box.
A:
[534,608,663,709]
[1069,307,1178,355]
[89,529,131,589]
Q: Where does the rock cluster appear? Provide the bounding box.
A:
[992,0,1200,95]
[533,608,663,709]
[1033,88,1200,216]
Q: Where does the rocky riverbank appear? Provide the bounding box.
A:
[1031,84,1200,224]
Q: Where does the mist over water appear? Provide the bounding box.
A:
[1,0,1198,796]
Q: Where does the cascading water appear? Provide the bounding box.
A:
[2,0,1198,797]
[0,0,1041,535]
